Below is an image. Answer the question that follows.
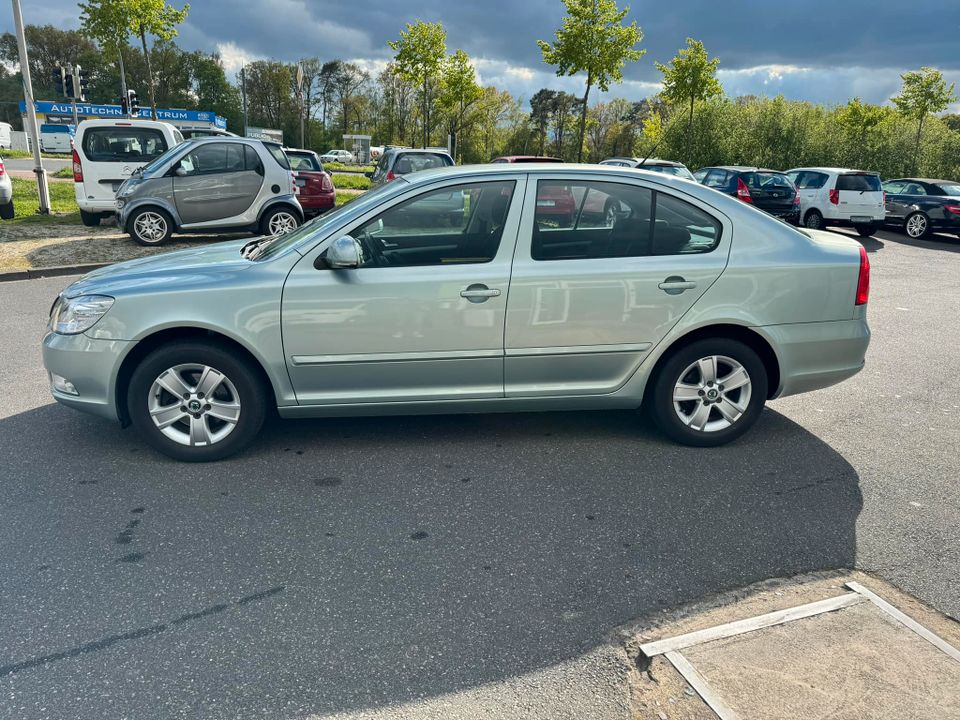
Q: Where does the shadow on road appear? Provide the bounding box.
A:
[0,404,862,717]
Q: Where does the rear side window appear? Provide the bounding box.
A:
[743,172,794,189]
[81,127,168,162]
[263,142,290,169]
[243,145,263,173]
[936,183,960,196]
[392,153,451,174]
[531,180,720,260]
[702,169,729,188]
[836,174,881,192]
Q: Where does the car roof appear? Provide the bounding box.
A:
[283,147,317,155]
[388,148,452,156]
[702,165,782,173]
[892,178,954,185]
[77,118,176,130]
[787,166,879,175]
[494,155,563,162]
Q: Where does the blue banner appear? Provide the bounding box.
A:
[20,101,228,129]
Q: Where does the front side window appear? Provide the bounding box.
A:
[177,142,245,176]
[81,127,168,162]
[531,180,720,260]
[349,180,516,268]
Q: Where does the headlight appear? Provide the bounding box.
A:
[50,294,115,334]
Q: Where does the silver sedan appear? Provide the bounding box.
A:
[42,164,871,461]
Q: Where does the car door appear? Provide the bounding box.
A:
[173,142,263,225]
[504,176,729,397]
[789,171,827,218]
[281,176,526,404]
[882,180,908,221]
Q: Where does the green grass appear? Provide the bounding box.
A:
[335,192,363,207]
[8,177,80,225]
[1,149,68,160]
[331,172,371,190]
[52,167,74,179]
[325,161,375,174]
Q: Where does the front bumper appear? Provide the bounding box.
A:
[42,331,134,422]
[765,317,870,399]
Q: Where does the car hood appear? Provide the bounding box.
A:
[63,239,254,298]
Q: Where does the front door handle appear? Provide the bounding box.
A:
[460,283,501,303]
[658,276,697,295]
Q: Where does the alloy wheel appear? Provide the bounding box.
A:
[905,213,928,238]
[672,355,753,432]
[268,211,298,236]
[134,212,168,243]
[147,363,241,447]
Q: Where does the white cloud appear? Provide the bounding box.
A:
[215,42,262,76]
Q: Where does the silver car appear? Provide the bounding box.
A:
[116,137,302,246]
[42,164,871,461]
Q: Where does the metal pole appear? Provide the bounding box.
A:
[67,63,79,127]
[11,0,50,214]
[299,96,305,148]
[117,48,128,114]
[240,65,248,137]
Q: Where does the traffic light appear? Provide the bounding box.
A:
[75,66,91,102]
[52,66,66,98]
[120,94,128,115]
[127,89,140,117]
[64,68,75,99]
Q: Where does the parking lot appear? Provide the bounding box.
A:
[0,226,958,719]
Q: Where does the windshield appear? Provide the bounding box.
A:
[138,141,194,176]
[287,152,322,171]
[254,181,407,260]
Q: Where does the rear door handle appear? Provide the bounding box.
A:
[658,277,697,295]
[460,284,501,303]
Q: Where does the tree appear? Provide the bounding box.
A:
[330,62,369,137]
[529,89,558,156]
[892,67,956,173]
[389,20,447,148]
[79,0,132,98]
[538,0,644,161]
[244,60,293,130]
[438,50,482,161]
[655,38,721,142]
[81,0,190,120]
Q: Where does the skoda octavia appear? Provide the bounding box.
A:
[43,164,871,461]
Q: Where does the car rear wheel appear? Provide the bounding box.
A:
[854,223,877,237]
[904,212,930,239]
[803,210,824,230]
[80,209,102,227]
[0,200,13,220]
[260,207,300,236]
[127,341,267,462]
[649,338,768,447]
[128,207,173,246]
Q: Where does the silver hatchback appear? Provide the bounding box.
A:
[43,164,871,461]
[115,137,303,246]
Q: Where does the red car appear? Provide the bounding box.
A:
[286,148,335,217]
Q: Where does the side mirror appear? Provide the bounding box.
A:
[174,165,187,177]
[325,235,362,269]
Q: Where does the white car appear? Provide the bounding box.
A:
[72,119,184,227]
[319,149,354,164]
[785,167,885,237]
[0,155,13,219]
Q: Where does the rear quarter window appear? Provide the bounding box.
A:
[263,142,290,169]
[836,174,881,192]
[81,127,168,162]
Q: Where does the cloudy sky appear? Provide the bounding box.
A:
[6,0,960,110]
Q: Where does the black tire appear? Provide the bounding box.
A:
[127,341,268,462]
[0,201,13,220]
[648,338,768,447]
[259,206,301,236]
[854,223,877,237]
[80,209,102,227]
[904,211,930,239]
[127,206,173,246]
[803,209,824,230]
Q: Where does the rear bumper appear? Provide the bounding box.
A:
[765,317,870,399]
[299,193,336,215]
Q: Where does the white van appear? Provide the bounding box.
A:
[39,124,74,154]
[73,119,184,226]
[0,122,11,149]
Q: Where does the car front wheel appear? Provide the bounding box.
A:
[649,338,768,447]
[128,207,173,246]
[904,212,930,239]
[127,341,267,462]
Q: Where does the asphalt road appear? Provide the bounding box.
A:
[3,157,72,173]
[0,227,957,719]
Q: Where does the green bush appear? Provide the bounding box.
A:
[325,161,375,173]
[331,173,371,190]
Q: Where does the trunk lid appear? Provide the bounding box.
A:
[836,173,884,218]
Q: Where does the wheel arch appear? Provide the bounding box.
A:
[114,326,279,426]
[124,201,180,234]
[256,197,304,226]
[803,207,823,223]
[642,323,782,405]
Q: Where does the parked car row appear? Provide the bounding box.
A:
[69,118,340,244]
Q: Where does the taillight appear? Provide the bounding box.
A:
[0,160,5,177]
[72,148,83,182]
[829,188,840,205]
[944,204,960,215]
[320,173,333,192]
[793,189,801,206]
[736,177,752,203]
[386,170,396,182]
[855,245,870,306]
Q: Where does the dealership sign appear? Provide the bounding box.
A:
[20,101,228,129]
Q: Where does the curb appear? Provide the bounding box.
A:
[0,262,111,283]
